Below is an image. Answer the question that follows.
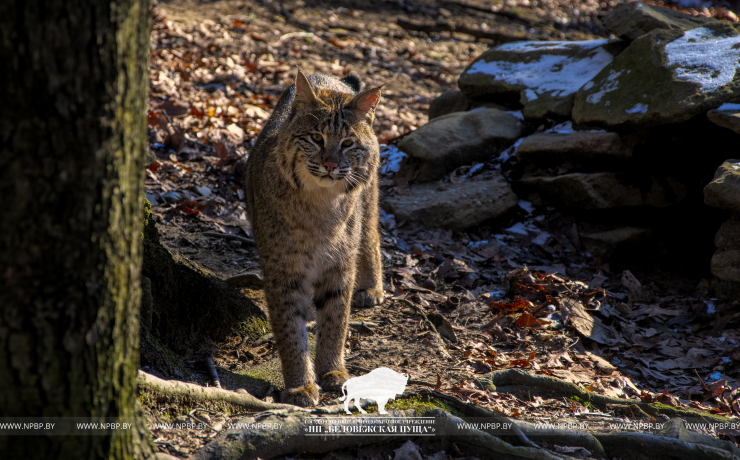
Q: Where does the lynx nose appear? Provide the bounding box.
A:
[323,162,338,172]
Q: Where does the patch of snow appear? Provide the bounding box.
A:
[505,222,529,235]
[524,89,538,101]
[665,27,740,93]
[499,39,611,52]
[722,357,731,363]
[467,240,488,249]
[708,371,722,380]
[625,103,648,114]
[546,121,574,133]
[463,163,485,178]
[717,103,740,111]
[379,144,407,174]
[706,301,716,314]
[586,70,622,104]
[498,138,523,162]
[507,110,524,120]
[583,80,595,91]
[467,43,616,98]
[518,200,535,214]
[490,290,506,297]
[531,230,551,245]
[469,107,486,112]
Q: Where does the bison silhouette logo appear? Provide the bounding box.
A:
[339,367,408,415]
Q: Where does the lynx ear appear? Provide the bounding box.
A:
[293,70,318,109]
[351,86,382,116]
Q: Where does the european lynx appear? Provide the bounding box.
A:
[243,71,384,407]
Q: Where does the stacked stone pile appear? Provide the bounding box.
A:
[705,160,740,292]
[384,2,740,294]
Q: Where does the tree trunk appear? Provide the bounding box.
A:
[0,1,154,459]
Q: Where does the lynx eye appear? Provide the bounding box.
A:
[342,139,353,147]
[311,133,323,143]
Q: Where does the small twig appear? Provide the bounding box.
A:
[346,353,361,361]
[347,364,372,373]
[184,134,214,151]
[694,369,712,394]
[203,232,255,246]
[237,336,248,349]
[162,110,180,133]
[204,358,221,389]
[189,409,218,431]
[395,298,438,335]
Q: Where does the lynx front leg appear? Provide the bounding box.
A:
[314,264,356,391]
[263,275,318,407]
[353,178,384,308]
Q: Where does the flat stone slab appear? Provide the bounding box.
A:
[708,103,740,135]
[573,25,740,128]
[459,39,626,120]
[383,171,518,231]
[516,131,631,168]
[397,108,522,183]
[520,172,687,209]
[602,2,719,41]
[704,159,740,213]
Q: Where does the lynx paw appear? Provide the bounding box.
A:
[319,370,349,392]
[281,384,319,407]
[352,289,384,308]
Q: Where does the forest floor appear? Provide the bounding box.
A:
[143,0,740,458]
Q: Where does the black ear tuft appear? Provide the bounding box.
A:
[341,72,364,93]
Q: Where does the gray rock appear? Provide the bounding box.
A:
[603,2,719,41]
[426,313,458,343]
[459,39,625,120]
[580,226,652,258]
[428,90,468,119]
[519,172,687,209]
[716,214,740,249]
[657,418,740,455]
[704,159,740,213]
[516,131,632,168]
[397,109,522,183]
[573,25,740,128]
[428,90,507,120]
[383,171,518,231]
[708,105,740,135]
[711,248,740,283]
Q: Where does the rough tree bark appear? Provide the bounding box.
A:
[0,1,154,459]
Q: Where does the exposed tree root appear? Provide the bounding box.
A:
[478,369,735,424]
[137,370,304,413]
[596,432,739,460]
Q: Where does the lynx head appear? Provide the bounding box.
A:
[276,71,381,191]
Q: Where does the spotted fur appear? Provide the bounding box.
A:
[243,72,384,407]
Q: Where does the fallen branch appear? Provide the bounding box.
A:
[203,232,255,246]
[442,0,543,27]
[137,370,305,412]
[397,18,534,43]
